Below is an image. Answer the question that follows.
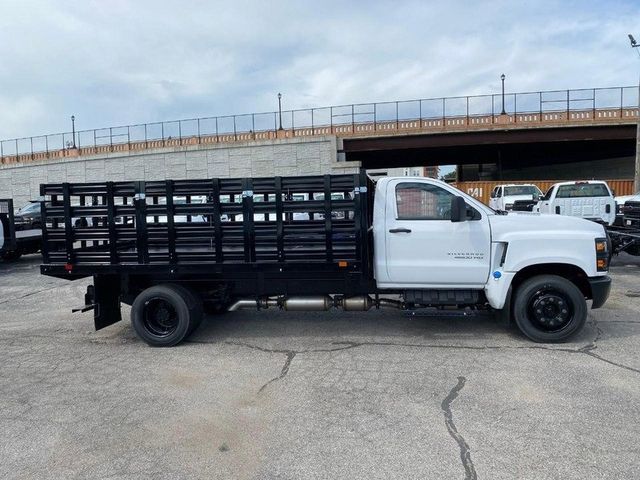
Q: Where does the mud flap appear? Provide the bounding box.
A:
[496,285,513,325]
[92,274,122,330]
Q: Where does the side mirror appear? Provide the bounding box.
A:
[450,196,467,222]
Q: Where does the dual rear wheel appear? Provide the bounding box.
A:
[131,284,203,347]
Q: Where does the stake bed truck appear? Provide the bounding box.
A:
[40,173,611,346]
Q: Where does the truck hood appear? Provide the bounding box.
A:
[489,211,606,241]
[615,194,640,205]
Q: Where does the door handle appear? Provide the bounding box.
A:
[389,227,412,233]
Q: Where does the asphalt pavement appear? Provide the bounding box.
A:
[0,254,639,479]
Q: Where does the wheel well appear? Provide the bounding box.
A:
[511,263,591,299]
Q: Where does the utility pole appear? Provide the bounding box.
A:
[629,34,640,192]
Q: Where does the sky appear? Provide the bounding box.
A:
[0,0,639,141]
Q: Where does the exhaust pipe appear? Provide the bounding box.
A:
[227,295,403,312]
[227,299,260,311]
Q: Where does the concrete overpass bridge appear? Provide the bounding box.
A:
[0,85,638,205]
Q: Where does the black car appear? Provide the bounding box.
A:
[13,201,49,231]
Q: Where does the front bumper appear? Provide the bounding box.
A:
[589,275,611,309]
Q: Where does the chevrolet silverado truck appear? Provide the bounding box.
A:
[39,173,611,346]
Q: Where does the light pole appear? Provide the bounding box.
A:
[277,93,283,131]
[500,74,506,115]
[71,115,77,148]
[629,35,640,192]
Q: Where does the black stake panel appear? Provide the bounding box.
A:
[40,173,373,277]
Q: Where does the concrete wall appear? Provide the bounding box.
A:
[0,136,358,208]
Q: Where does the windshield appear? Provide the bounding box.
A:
[18,203,40,215]
[504,186,541,197]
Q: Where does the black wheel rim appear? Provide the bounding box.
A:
[527,287,574,333]
[143,298,179,337]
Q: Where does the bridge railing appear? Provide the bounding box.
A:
[1,86,638,165]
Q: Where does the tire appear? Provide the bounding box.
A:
[513,274,587,343]
[130,284,203,347]
[1,251,22,261]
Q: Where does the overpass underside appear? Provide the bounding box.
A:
[343,124,637,181]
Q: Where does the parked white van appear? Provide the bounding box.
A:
[536,181,616,226]
[489,184,542,211]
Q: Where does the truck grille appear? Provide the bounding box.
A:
[624,201,640,220]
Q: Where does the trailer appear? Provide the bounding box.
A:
[40,173,611,346]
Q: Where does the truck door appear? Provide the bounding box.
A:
[384,180,491,287]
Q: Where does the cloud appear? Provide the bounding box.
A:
[0,0,639,140]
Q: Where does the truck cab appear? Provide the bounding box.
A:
[489,184,542,212]
[536,181,616,226]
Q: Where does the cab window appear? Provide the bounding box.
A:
[395,183,455,220]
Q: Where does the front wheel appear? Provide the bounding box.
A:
[513,275,587,343]
[131,284,203,347]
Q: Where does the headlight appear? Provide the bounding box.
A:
[505,204,514,210]
[595,238,609,272]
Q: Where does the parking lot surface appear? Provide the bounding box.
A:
[1,255,639,479]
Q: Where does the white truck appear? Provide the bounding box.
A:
[536,181,616,226]
[40,173,612,346]
[489,184,543,211]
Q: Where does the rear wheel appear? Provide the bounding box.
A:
[513,275,587,343]
[131,284,202,347]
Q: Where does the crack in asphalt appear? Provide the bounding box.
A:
[258,351,296,394]
[442,376,477,480]
[186,320,640,380]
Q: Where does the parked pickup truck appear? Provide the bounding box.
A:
[536,181,616,226]
[489,184,542,212]
[0,199,43,261]
[39,174,611,346]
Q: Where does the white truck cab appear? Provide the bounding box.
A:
[489,184,542,211]
[536,181,616,226]
[373,177,611,342]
